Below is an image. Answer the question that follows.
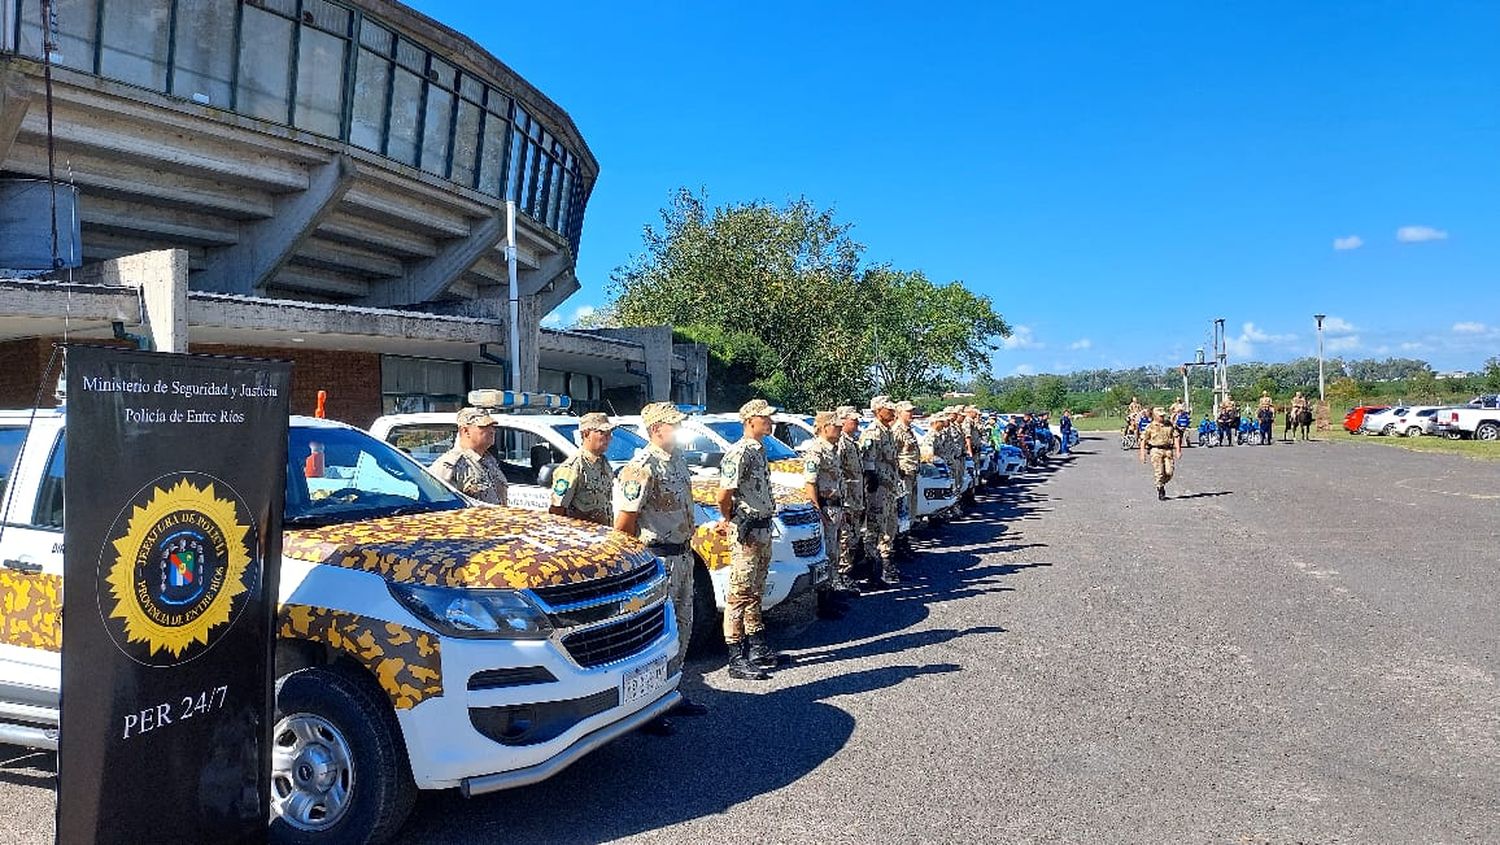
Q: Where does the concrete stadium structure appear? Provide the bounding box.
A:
[0,0,703,421]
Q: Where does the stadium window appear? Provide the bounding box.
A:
[100,0,171,91]
[292,0,351,137]
[235,3,295,124]
[350,22,395,153]
[17,0,97,73]
[171,0,235,106]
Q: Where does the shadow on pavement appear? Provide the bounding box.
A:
[0,747,54,789]
[1172,491,1233,500]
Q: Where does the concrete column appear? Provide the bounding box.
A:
[0,67,32,166]
[514,294,541,392]
[72,249,189,352]
[589,326,673,401]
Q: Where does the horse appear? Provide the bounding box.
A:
[1283,406,1313,441]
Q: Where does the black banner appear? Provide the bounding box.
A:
[61,346,290,844]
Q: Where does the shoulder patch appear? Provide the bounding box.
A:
[552,477,571,496]
[622,479,643,501]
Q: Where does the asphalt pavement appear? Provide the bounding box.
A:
[4,433,1497,843]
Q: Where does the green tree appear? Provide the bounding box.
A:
[1484,356,1500,393]
[1035,375,1070,412]
[999,385,1035,410]
[608,189,868,409]
[862,266,1011,399]
[1327,376,1361,410]
[1406,368,1440,402]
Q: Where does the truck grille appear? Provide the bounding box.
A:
[561,603,667,668]
[530,559,659,610]
[792,537,824,558]
[778,507,820,527]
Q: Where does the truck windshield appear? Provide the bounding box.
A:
[554,423,649,463]
[701,421,798,460]
[287,426,466,527]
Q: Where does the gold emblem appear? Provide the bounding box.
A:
[102,475,257,665]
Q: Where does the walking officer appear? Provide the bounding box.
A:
[716,399,781,679]
[859,396,902,587]
[614,402,710,715]
[1138,407,1182,500]
[431,407,508,505]
[802,411,849,620]
[549,412,615,525]
[891,400,921,561]
[835,405,866,592]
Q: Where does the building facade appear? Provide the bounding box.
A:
[0,0,704,421]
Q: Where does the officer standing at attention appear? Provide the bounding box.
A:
[431,407,508,505]
[716,399,781,679]
[1138,407,1182,500]
[890,401,921,561]
[859,396,902,587]
[834,406,866,593]
[802,411,849,620]
[614,402,709,724]
[549,412,615,525]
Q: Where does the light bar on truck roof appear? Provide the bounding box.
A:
[467,390,572,410]
[675,404,707,415]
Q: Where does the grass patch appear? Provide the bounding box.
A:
[1323,427,1500,461]
[1073,415,1128,432]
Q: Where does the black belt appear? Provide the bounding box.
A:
[647,542,687,557]
[1148,443,1175,450]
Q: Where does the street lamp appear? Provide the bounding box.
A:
[1314,314,1327,401]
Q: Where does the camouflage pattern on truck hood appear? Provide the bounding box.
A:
[689,477,810,508]
[283,507,654,589]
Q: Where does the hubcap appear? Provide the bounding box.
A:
[270,714,355,831]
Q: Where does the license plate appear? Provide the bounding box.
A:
[811,561,831,585]
[621,655,668,706]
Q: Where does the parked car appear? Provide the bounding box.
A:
[1362,406,1440,436]
[370,405,829,651]
[0,410,680,845]
[1343,405,1389,434]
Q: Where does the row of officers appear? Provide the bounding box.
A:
[430,397,994,731]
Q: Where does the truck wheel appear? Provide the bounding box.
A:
[1476,422,1500,441]
[270,665,415,845]
[689,559,723,658]
[1405,427,1423,438]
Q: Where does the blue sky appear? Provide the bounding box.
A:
[411,1,1500,374]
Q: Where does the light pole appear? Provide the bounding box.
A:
[1314,314,1326,401]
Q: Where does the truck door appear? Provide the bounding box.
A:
[0,427,65,696]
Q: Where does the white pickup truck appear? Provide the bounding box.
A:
[1432,406,1500,441]
[0,409,680,844]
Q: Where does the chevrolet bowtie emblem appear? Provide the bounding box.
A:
[621,596,647,614]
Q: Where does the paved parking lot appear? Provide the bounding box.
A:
[4,434,1497,843]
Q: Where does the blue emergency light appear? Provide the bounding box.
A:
[468,390,572,410]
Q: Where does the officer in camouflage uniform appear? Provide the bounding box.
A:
[859,395,902,586]
[1138,407,1182,501]
[431,407,508,505]
[614,402,709,723]
[834,405,866,592]
[549,412,615,525]
[801,410,849,621]
[890,400,921,560]
[947,406,971,509]
[716,399,780,679]
[927,412,963,507]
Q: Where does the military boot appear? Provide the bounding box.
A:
[745,633,783,671]
[816,588,846,621]
[1157,486,1167,501]
[726,641,769,681]
[831,571,862,599]
[880,555,902,586]
[896,534,917,562]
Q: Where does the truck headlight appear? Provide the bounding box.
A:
[388,583,553,639]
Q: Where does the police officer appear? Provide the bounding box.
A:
[1138,407,1182,500]
[802,411,849,620]
[549,412,615,525]
[890,401,921,561]
[716,399,780,678]
[859,396,901,587]
[431,407,508,505]
[834,405,866,593]
[614,402,709,722]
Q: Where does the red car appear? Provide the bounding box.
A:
[1343,405,1390,434]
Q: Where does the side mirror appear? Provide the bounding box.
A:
[537,463,557,488]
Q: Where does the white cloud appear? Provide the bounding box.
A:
[1321,316,1356,334]
[1001,325,1042,350]
[1396,225,1448,243]
[1069,338,1092,350]
[1327,335,1362,352]
[1227,322,1297,359]
[1012,364,1036,376]
[1399,341,1425,352]
[1332,235,1364,251]
[569,305,596,326]
[1453,321,1489,334]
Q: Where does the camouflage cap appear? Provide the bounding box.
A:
[870,395,893,411]
[738,398,775,420]
[836,405,861,421]
[456,407,496,427]
[813,410,836,429]
[578,412,615,433]
[895,400,916,412]
[641,401,687,428]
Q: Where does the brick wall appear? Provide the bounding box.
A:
[0,338,57,409]
[192,344,384,429]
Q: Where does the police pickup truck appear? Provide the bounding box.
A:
[1432,405,1500,441]
[369,394,830,654]
[0,409,679,844]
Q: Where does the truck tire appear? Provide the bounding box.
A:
[1405,426,1423,438]
[689,559,723,658]
[1476,422,1500,442]
[270,665,415,845]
